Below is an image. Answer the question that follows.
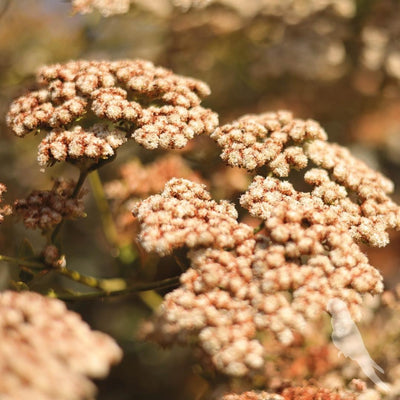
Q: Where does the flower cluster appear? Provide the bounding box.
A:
[305,141,400,247]
[211,111,327,172]
[37,124,127,167]
[0,291,122,400]
[135,175,384,376]
[105,154,204,202]
[132,178,253,256]
[214,111,400,247]
[7,60,218,167]
[14,179,86,231]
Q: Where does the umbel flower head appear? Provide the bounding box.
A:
[214,111,400,247]
[6,59,218,167]
[14,179,86,232]
[134,111,400,378]
[0,290,122,400]
[135,178,384,376]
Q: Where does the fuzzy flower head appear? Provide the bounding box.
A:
[215,111,400,248]
[0,291,122,400]
[136,178,385,377]
[211,111,327,172]
[7,60,218,167]
[132,178,253,256]
[105,154,205,202]
[14,179,86,232]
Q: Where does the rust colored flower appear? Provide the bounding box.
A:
[14,179,86,231]
[0,290,122,400]
[7,60,218,166]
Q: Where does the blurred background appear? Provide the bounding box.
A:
[1,0,400,398]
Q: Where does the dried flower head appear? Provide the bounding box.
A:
[136,178,385,376]
[37,124,127,167]
[304,141,400,247]
[211,111,327,172]
[132,178,253,256]
[0,290,122,400]
[14,179,86,231]
[214,110,400,247]
[105,154,204,201]
[7,60,218,166]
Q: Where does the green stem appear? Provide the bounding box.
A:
[88,169,137,263]
[88,169,119,247]
[57,266,127,291]
[253,221,264,234]
[0,254,129,292]
[0,254,43,269]
[48,276,180,301]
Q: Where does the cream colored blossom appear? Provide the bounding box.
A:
[7,60,218,166]
[211,111,326,172]
[137,178,385,377]
[37,124,127,166]
[132,178,253,255]
[0,291,122,400]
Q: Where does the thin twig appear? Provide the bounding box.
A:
[48,276,180,301]
[0,254,43,269]
[57,266,127,291]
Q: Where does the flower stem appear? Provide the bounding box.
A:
[57,266,127,291]
[47,276,180,301]
[88,169,119,247]
[253,221,264,234]
[0,254,43,269]
[88,169,137,263]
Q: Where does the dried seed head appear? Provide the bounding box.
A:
[14,179,86,231]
